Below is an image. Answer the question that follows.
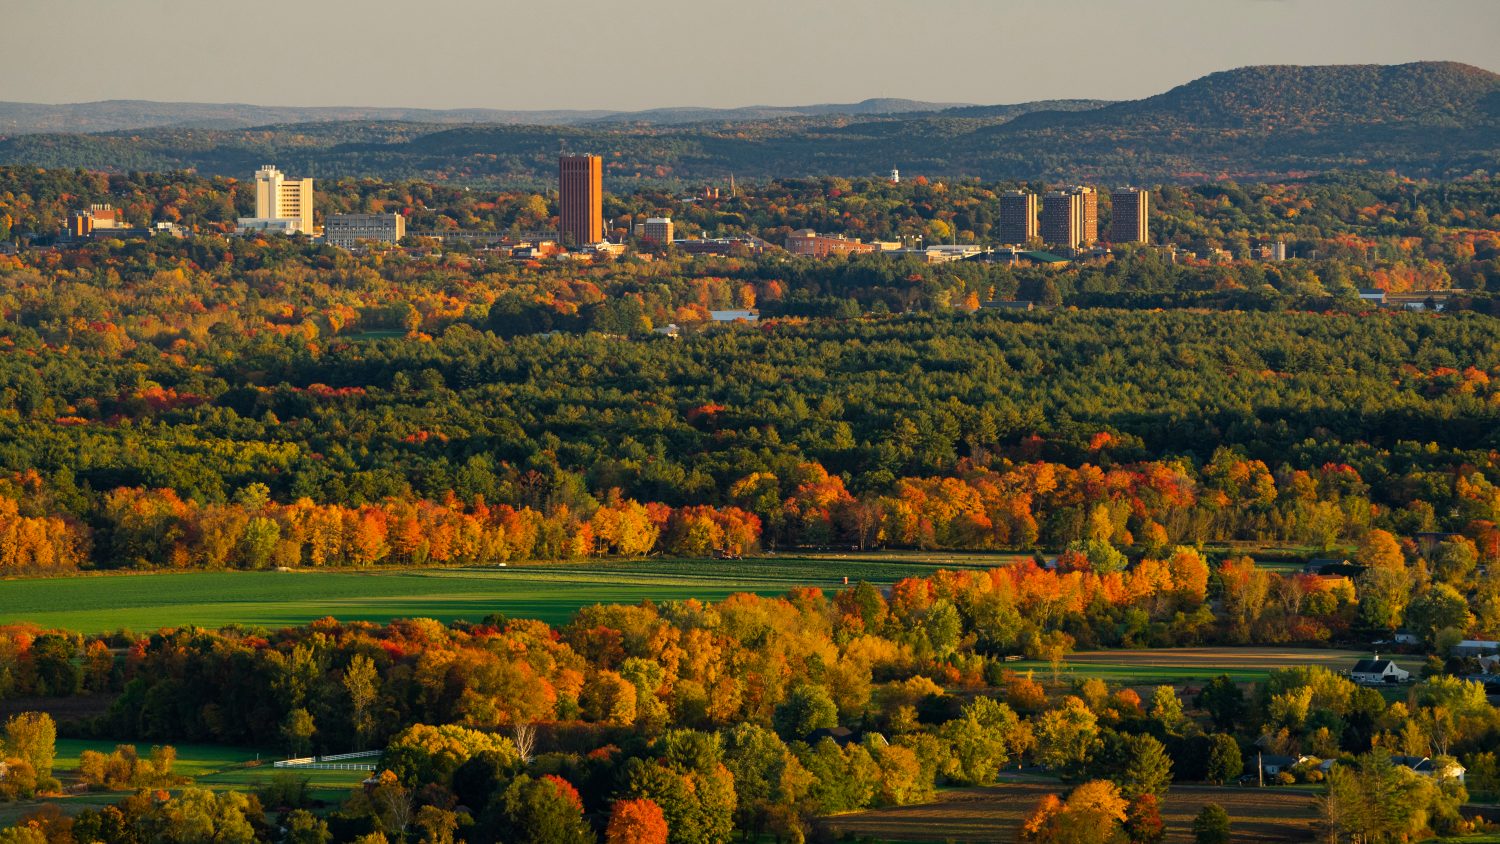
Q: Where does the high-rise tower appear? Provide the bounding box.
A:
[559,154,603,245]
[1040,186,1097,251]
[1110,187,1149,244]
[998,190,1038,245]
[253,165,313,234]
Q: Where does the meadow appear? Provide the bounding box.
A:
[0,552,1026,634]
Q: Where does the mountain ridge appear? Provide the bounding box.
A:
[1,62,1495,184]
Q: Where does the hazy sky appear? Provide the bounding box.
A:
[2,0,1496,110]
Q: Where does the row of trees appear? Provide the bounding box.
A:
[0,605,1491,841]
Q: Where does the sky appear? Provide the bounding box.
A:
[1,0,1497,111]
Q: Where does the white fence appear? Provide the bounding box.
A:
[274,750,382,771]
[315,751,383,762]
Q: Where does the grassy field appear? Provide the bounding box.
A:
[822,782,1320,843]
[1006,646,1372,686]
[0,552,1026,634]
[0,739,369,826]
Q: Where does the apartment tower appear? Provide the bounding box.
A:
[559,154,603,245]
[998,190,1038,245]
[1040,186,1097,251]
[1110,187,1149,244]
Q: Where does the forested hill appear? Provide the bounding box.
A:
[1088,61,1500,129]
[0,62,1495,185]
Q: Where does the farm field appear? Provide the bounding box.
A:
[1006,646,1373,686]
[0,552,1026,634]
[821,782,1320,843]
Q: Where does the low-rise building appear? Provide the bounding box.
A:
[708,309,758,324]
[511,241,560,260]
[673,235,775,256]
[898,244,984,264]
[785,229,876,258]
[981,300,1035,311]
[236,218,303,236]
[326,214,405,248]
[63,204,129,240]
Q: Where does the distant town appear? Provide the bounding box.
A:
[54,156,1294,267]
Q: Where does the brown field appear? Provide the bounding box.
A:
[821,783,1320,843]
[1062,646,1369,671]
[0,694,117,722]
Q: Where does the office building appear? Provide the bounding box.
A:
[784,229,876,258]
[1110,187,1149,244]
[238,165,313,234]
[998,191,1037,245]
[559,154,603,245]
[641,217,674,246]
[326,213,406,248]
[1040,186,1097,251]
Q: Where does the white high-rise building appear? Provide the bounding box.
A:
[238,165,314,234]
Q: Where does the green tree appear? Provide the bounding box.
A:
[1191,803,1230,844]
[772,683,838,740]
[284,809,332,844]
[282,708,316,758]
[344,654,381,749]
[1405,584,1473,643]
[1195,676,1245,732]
[1148,686,1184,734]
[1118,734,1173,801]
[1205,734,1242,786]
[497,775,592,844]
[3,713,56,788]
[1034,697,1099,779]
[941,696,1027,785]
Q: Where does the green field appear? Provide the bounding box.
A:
[53,738,267,780]
[0,553,1025,634]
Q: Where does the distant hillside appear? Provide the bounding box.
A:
[1107,61,1500,128]
[0,62,1495,184]
[0,97,978,134]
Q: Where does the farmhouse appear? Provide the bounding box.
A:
[1303,557,1355,575]
[1259,754,1310,776]
[1350,657,1409,685]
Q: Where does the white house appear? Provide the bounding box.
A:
[1351,657,1409,685]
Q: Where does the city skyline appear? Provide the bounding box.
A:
[0,0,1495,111]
